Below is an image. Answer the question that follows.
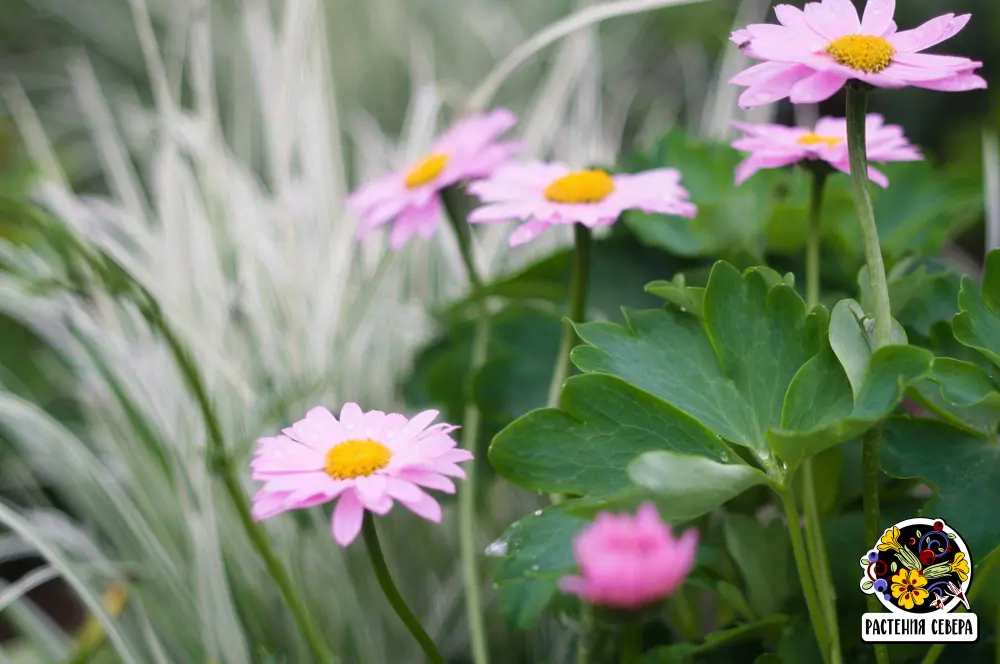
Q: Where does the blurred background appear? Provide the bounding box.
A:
[0,0,995,662]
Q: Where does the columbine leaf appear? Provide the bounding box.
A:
[644,273,705,317]
[953,249,1000,367]
[492,503,589,629]
[490,374,731,500]
[628,451,776,522]
[768,342,932,466]
[644,615,788,663]
[572,262,816,455]
[881,416,1000,559]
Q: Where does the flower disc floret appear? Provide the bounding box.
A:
[404,154,449,189]
[826,35,895,73]
[324,439,392,479]
[543,170,615,204]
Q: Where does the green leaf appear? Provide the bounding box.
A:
[492,503,589,629]
[490,374,731,500]
[829,299,870,400]
[644,615,788,663]
[953,249,1000,367]
[629,451,775,522]
[572,262,815,455]
[644,273,705,317]
[881,416,1000,559]
[724,515,795,618]
[768,344,932,465]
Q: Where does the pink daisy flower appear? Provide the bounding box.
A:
[251,404,473,547]
[730,0,987,108]
[467,162,696,246]
[732,113,922,186]
[559,503,698,609]
[347,109,521,249]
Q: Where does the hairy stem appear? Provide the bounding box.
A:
[620,621,642,664]
[847,84,892,664]
[362,514,446,664]
[805,169,827,310]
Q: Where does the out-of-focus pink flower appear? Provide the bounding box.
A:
[559,503,698,609]
[467,162,696,246]
[732,114,922,186]
[347,109,521,249]
[251,404,472,547]
[730,0,986,108]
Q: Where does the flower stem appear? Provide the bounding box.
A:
[805,169,828,310]
[547,223,592,409]
[845,83,891,349]
[577,604,594,664]
[620,621,642,664]
[781,487,832,664]
[362,514,447,664]
[847,83,892,664]
[142,300,334,664]
[442,188,491,664]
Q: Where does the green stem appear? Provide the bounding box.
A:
[144,302,334,664]
[781,487,832,664]
[620,621,642,664]
[442,189,491,664]
[845,83,891,348]
[847,84,892,664]
[547,223,592,408]
[801,461,841,664]
[362,514,446,664]
[805,169,828,310]
[577,604,593,664]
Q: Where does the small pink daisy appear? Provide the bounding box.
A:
[467,162,696,246]
[347,109,521,249]
[730,0,987,108]
[559,503,698,610]
[251,404,473,547]
[732,114,922,186]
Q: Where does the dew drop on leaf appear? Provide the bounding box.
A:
[484,537,509,557]
[718,451,729,462]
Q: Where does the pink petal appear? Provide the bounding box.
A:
[773,4,809,31]
[868,166,889,188]
[789,70,848,103]
[419,460,468,478]
[385,477,425,502]
[389,196,441,250]
[889,14,969,53]
[861,0,895,36]
[891,52,981,72]
[822,0,861,32]
[347,176,403,213]
[803,1,852,40]
[355,196,409,237]
[287,406,344,451]
[397,409,441,442]
[398,488,442,523]
[913,73,987,92]
[397,470,457,494]
[438,448,475,463]
[735,153,802,184]
[468,202,536,224]
[355,475,388,505]
[737,65,814,108]
[509,218,552,246]
[339,403,365,431]
[332,490,366,547]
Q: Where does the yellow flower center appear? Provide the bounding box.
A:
[798,132,843,148]
[404,153,449,189]
[544,169,615,204]
[324,439,392,480]
[825,35,895,73]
